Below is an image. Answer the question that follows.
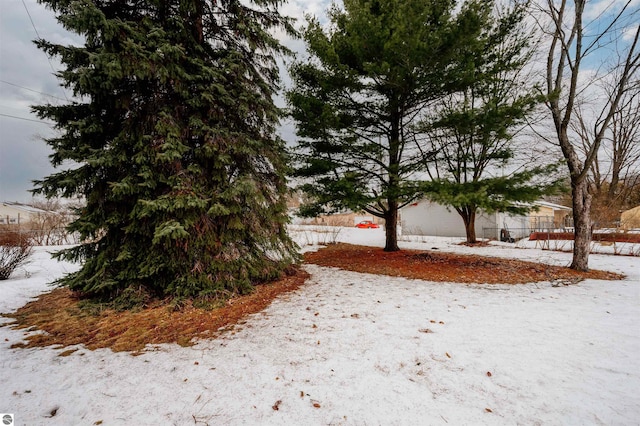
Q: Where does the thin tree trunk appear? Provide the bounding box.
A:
[385,107,401,252]
[608,160,621,200]
[194,0,204,44]
[462,208,477,244]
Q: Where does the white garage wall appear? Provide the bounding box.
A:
[400,200,497,238]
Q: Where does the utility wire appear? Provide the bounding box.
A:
[0,79,67,102]
[0,112,54,125]
[21,0,69,102]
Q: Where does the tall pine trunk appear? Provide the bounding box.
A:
[384,201,399,252]
[464,210,477,244]
[384,110,401,252]
[457,206,477,244]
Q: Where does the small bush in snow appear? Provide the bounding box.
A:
[0,229,33,280]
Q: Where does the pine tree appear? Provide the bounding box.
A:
[32,0,298,302]
[420,1,563,243]
[288,0,476,252]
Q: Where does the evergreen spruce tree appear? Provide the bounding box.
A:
[32,0,298,303]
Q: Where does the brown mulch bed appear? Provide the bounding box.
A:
[303,243,622,284]
[3,269,309,354]
[3,243,622,353]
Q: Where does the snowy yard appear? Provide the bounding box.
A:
[1,228,639,425]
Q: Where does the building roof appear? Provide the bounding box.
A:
[405,199,572,211]
[622,205,640,215]
[533,201,572,211]
[1,202,52,214]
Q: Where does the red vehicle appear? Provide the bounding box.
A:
[355,220,379,229]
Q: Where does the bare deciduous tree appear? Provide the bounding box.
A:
[578,87,640,225]
[28,199,78,245]
[538,0,639,270]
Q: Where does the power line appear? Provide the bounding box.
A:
[0,112,54,125]
[0,79,67,102]
[21,0,69,102]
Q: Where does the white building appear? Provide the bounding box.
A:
[400,200,571,240]
[621,205,640,229]
[0,202,51,226]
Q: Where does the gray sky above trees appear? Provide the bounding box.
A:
[0,0,329,202]
[0,0,634,202]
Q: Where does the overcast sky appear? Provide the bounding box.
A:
[0,0,636,202]
[0,0,330,202]
[1,0,75,202]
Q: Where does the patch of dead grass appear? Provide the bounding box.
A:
[2,269,309,353]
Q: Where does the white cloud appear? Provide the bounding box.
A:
[622,23,639,42]
[584,0,617,21]
[280,0,332,23]
[583,0,639,21]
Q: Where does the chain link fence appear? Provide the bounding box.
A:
[483,224,640,244]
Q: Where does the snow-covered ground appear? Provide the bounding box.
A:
[1,228,639,425]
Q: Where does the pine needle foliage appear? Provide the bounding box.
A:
[287,0,516,251]
[419,1,564,243]
[32,0,299,302]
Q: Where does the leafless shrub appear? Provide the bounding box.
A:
[288,225,342,247]
[0,228,34,280]
[28,198,78,245]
